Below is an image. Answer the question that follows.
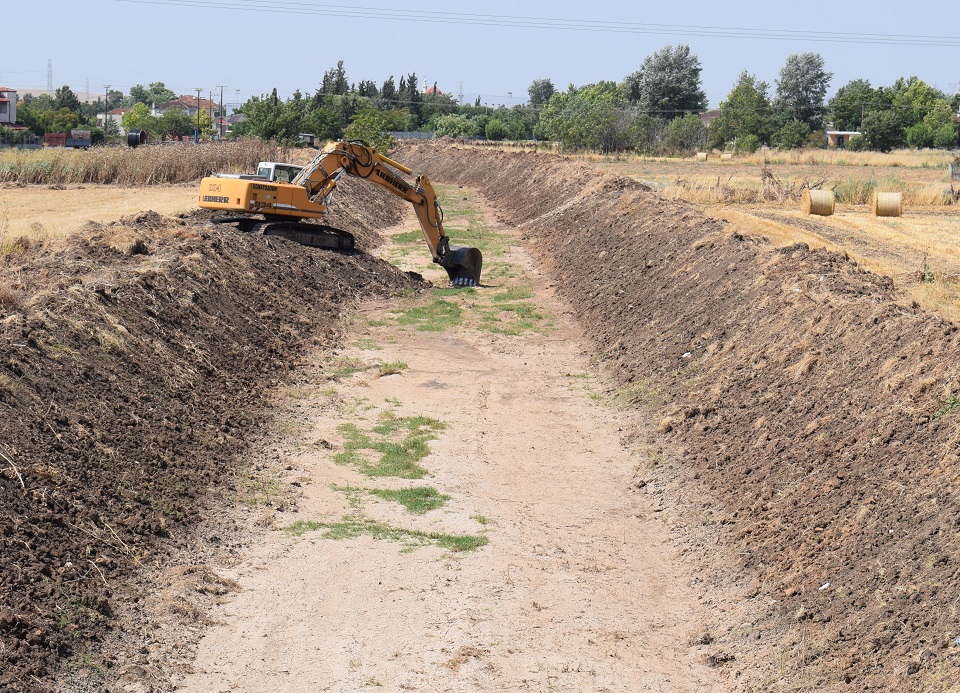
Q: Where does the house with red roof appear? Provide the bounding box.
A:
[153,95,221,119]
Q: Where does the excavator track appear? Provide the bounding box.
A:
[209,217,355,252]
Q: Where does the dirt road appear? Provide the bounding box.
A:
[171,209,726,692]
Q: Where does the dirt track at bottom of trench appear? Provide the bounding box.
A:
[174,216,726,692]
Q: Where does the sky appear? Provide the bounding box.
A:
[4,0,959,111]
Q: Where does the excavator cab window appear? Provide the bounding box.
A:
[274,165,303,184]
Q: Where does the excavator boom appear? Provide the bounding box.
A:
[198,140,482,286]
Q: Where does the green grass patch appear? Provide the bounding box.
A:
[285,517,487,552]
[444,221,511,257]
[932,393,960,422]
[391,229,425,244]
[378,360,408,376]
[397,299,463,332]
[476,301,548,335]
[492,286,534,302]
[470,513,492,526]
[334,413,446,478]
[368,486,450,514]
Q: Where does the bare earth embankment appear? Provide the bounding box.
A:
[398,141,960,691]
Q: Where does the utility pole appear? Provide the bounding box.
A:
[216,85,225,140]
[194,87,203,142]
[104,85,110,136]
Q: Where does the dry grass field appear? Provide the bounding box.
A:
[0,184,197,243]
[589,149,960,320]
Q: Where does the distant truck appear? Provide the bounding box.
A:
[43,130,92,148]
[213,161,304,183]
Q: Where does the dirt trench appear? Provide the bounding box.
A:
[165,216,727,691]
[3,140,960,691]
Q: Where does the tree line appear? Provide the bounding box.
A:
[3,50,959,153]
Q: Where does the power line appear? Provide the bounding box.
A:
[112,0,960,47]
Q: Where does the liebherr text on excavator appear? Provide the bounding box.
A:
[197,140,482,286]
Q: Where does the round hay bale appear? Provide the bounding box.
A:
[801,189,835,216]
[873,191,902,217]
[695,152,708,161]
[720,153,733,161]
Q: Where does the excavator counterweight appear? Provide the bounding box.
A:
[198,140,482,287]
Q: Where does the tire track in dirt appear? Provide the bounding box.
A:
[172,209,728,692]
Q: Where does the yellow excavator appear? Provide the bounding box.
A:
[197,140,482,286]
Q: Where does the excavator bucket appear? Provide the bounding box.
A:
[442,246,483,287]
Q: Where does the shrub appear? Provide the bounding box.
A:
[906,122,935,149]
[735,134,761,154]
[665,114,706,155]
[344,113,394,152]
[846,134,869,151]
[933,125,959,149]
[774,119,811,150]
[485,118,508,141]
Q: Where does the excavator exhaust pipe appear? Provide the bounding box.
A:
[441,246,483,287]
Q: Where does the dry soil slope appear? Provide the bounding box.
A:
[398,141,960,691]
[0,183,419,690]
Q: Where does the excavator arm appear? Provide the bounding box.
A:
[291,140,481,286]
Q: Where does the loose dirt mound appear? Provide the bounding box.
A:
[0,192,423,689]
[398,141,960,690]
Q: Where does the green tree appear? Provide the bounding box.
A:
[51,107,80,132]
[403,72,424,126]
[860,109,903,152]
[53,85,81,113]
[775,52,832,129]
[356,80,378,98]
[319,60,350,96]
[485,118,508,141]
[905,122,935,149]
[773,118,811,150]
[538,82,633,152]
[433,113,479,138]
[709,71,775,150]
[157,105,194,136]
[507,118,528,140]
[890,76,945,128]
[120,102,159,135]
[16,93,54,135]
[828,79,879,131]
[128,82,176,107]
[627,114,667,154]
[923,99,956,130]
[933,125,958,149]
[527,78,556,109]
[230,89,298,142]
[344,112,394,151]
[623,44,707,118]
[665,113,706,153]
[420,90,460,128]
[736,133,761,154]
[380,76,397,106]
